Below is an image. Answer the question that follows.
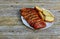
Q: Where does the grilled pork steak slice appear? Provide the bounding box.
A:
[20,8,46,29]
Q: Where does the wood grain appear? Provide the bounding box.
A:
[0,0,60,39]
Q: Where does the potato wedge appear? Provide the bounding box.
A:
[43,10,54,17]
[43,10,54,22]
[38,12,45,20]
[35,6,54,22]
[45,16,54,22]
[35,6,43,12]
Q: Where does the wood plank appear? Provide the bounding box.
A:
[0,0,57,1]
[0,4,60,10]
[0,0,60,39]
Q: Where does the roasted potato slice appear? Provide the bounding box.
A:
[43,10,54,17]
[45,16,54,22]
[35,6,43,12]
[38,12,45,20]
[35,6,54,22]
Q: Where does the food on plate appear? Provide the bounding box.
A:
[20,8,46,29]
[34,6,45,20]
[35,6,54,22]
[38,12,45,20]
[45,16,54,22]
[34,6,43,12]
[43,10,54,17]
[43,10,54,22]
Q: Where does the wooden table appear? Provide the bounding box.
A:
[0,0,60,39]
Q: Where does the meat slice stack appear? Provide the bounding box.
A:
[20,8,46,29]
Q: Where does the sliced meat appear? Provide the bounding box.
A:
[20,8,46,29]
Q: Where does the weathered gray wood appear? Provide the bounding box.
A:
[0,0,60,39]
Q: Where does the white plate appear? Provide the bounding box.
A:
[21,8,54,30]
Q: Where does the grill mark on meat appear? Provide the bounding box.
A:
[20,8,46,29]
